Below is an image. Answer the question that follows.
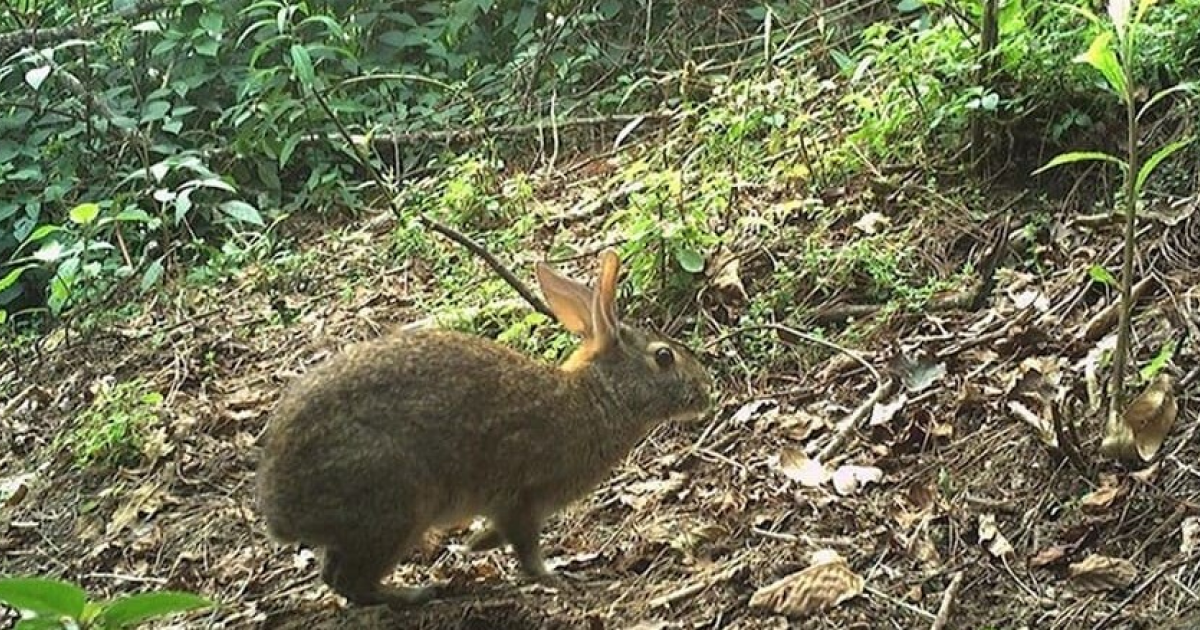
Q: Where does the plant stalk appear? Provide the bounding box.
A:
[1108,31,1140,421]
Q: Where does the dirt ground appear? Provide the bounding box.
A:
[3,171,1200,629]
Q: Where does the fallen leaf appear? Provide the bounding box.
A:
[107,481,165,536]
[978,514,1014,558]
[749,550,864,618]
[0,472,35,508]
[706,247,748,304]
[619,473,688,511]
[853,211,890,234]
[730,399,779,426]
[1181,517,1200,555]
[869,393,908,426]
[1068,554,1137,592]
[778,450,830,487]
[1123,374,1177,461]
[890,351,946,393]
[831,465,883,496]
[1029,546,1068,568]
[1080,474,1123,514]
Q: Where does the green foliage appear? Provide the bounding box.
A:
[0,576,211,629]
[60,380,163,469]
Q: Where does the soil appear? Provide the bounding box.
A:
[3,167,1200,630]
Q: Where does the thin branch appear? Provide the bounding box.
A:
[930,571,965,630]
[308,84,553,319]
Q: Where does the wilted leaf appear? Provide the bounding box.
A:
[749,550,864,618]
[618,473,687,511]
[778,449,830,487]
[706,248,748,304]
[1068,554,1137,592]
[978,514,1015,558]
[0,472,35,508]
[831,465,883,496]
[730,399,778,425]
[107,482,166,536]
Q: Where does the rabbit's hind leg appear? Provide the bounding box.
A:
[321,533,436,608]
[490,507,550,579]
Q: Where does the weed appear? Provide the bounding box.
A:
[0,575,211,629]
[61,380,163,470]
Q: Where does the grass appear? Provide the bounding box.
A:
[61,379,163,470]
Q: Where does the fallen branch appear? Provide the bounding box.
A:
[1079,276,1157,342]
[348,112,672,147]
[648,560,745,609]
[930,571,965,630]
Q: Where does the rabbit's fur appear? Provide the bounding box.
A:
[256,250,713,607]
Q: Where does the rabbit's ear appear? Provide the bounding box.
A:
[591,249,621,347]
[536,262,593,336]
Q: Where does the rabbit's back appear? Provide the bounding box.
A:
[257,329,581,544]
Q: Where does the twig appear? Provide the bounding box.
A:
[308,85,553,319]
[647,560,745,608]
[930,571,965,630]
[346,112,671,147]
[814,376,897,462]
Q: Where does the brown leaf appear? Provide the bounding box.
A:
[1181,517,1200,555]
[1080,474,1124,514]
[749,550,864,618]
[107,481,165,536]
[1029,546,1068,568]
[831,465,883,496]
[1068,554,1137,592]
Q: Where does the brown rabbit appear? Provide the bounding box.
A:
[256,249,713,607]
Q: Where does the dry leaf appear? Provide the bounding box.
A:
[869,393,908,426]
[1029,546,1067,568]
[831,465,883,496]
[779,449,831,487]
[749,550,864,618]
[1181,517,1200,555]
[853,211,890,234]
[707,248,748,304]
[0,472,35,508]
[978,514,1015,558]
[1123,374,1177,461]
[107,481,165,536]
[619,473,688,511]
[1068,554,1137,592]
[1080,474,1123,514]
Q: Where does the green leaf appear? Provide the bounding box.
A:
[0,310,7,325]
[32,242,64,263]
[26,224,63,242]
[0,577,87,620]
[289,44,314,88]
[15,617,69,630]
[1032,151,1126,175]
[1088,264,1117,286]
[1139,337,1176,381]
[1075,31,1127,99]
[0,265,34,293]
[675,248,705,274]
[896,0,923,11]
[219,201,265,226]
[98,592,213,628]
[68,203,100,225]
[1135,138,1194,196]
[140,258,164,292]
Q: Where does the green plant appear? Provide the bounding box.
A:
[60,380,164,469]
[0,576,211,629]
[1033,0,1195,457]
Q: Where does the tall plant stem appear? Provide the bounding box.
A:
[1108,33,1140,420]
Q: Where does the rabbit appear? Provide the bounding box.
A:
[255,249,713,608]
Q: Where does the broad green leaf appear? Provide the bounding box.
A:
[897,0,924,11]
[1075,32,1127,100]
[15,617,69,630]
[0,577,87,620]
[676,248,705,273]
[1088,264,1117,286]
[289,44,314,88]
[98,592,213,628]
[24,66,50,90]
[1137,82,1197,121]
[68,203,100,225]
[1135,138,1194,195]
[0,310,7,325]
[220,201,265,226]
[1140,338,1176,382]
[26,224,62,242]
[140,258,164,292]
[1032,151,1126,175]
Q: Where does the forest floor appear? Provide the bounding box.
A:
[3,152,1200,629]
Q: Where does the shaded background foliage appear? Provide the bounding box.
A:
[0,0,1198,327]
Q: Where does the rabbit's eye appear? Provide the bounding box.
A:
[654,346,675,369]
